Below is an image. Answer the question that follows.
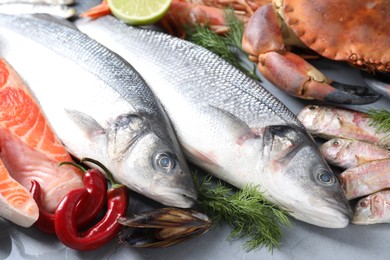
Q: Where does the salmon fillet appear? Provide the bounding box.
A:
[0,58,84,218]
[0,159,38,227]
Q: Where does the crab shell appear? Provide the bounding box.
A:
[280,0,390,72]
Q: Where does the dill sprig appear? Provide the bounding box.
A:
[367,108,390,132]
[188,25,236,64]
[225,10,245,48]
[186,10,260,80]
[193,174,290,252]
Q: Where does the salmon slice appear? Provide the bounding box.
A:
[0,58,84,214]
[0,159,38,227]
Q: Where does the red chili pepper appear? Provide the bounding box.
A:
[30,180,55,234]
[55,185,128,250]
[54,158,128,251]
[76,168,107,227]
[30,168,107,234]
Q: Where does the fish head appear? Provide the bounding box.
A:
[106,114,197,208]
[260,124,352,228]
[320,138,345,159]
[320,138,349,165]
[352,193,384,224]
[297,105,338,137]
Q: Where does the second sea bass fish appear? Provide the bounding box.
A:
[76,16,352,228]
[0,14,197,208]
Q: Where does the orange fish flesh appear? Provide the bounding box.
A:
[0,58,84,226]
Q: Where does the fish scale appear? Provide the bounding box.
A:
[0,13,197,209]
[128,25,300,128]
[76,15,352,228]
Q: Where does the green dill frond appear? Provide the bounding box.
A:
[367,108,390,132]
[187,25,237,64]
[224,9,244,49]
[193,173,291,252]
[185,9,260,81]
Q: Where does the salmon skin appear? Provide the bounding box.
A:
[75,15,352,228]
[0,13,197,208]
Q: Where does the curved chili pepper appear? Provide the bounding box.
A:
[30,168,107,234]
[54,183,128,250]
[54,158,128,251]
[75,168,107,227]
[30,180,56,234]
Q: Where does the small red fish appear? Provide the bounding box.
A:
[353,190,390,225]
[339,158,390,200]
[320,138,390,169]
[298,105,390,148]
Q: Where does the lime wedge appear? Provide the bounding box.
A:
[108,0,172,25]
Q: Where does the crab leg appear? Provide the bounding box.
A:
[158,0,268,37]
[242,4,381,105]
[159,0,228,37]
[362,71,390,99]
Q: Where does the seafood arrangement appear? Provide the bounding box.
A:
[298,105,390,225]
[1,0,390,259]
[75,14,352,228]
[0,13,197,209]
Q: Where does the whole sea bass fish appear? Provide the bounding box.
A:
[0,13,197,208]
[76,15,352,228]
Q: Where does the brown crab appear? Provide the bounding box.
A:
[242,0,389,104]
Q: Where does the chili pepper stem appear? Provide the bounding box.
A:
[58,161,88,172]
[80,157,121,187]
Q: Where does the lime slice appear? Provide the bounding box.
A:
[108,0,172,25]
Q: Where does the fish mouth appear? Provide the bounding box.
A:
[292,197,353,228]
[154,188,198,209]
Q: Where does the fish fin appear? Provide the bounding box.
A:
[209,105,258,144]
[65,109,106,138]
[355,155,369,166]
[209,105,249,127]
[183,143,219,167]
[106,113,148,160]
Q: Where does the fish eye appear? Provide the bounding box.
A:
[359,200,368,208]
[315,168,335,185]
[153,152,176,172]
[332,139,340,146]
[319,172,331,183]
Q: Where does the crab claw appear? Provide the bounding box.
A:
[362,71,390,99]
[258,51,381,104]
[117,207,211,248]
